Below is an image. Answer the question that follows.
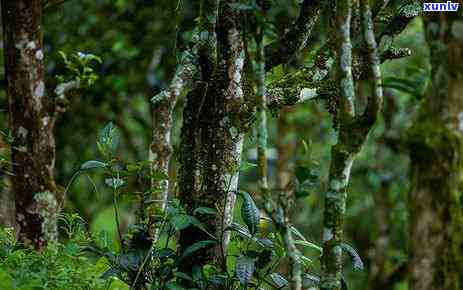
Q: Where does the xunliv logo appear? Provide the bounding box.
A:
[423,1,460,12]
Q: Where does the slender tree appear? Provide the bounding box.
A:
[407,12,463,290]
[320,0,383,288]
[1,0,60,248]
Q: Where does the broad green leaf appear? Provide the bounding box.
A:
[268,272,288,288]
[98,122,120,156]
[170,214,191,231]
[237,191,260,235]
[80,160,107,171]
[190,216,217,240]
[224,223,270,248]
[180,240,217,260]
[193,207,218,215]
[235,255,255,285]
[341,242,364,271]
[152,248,176,259]
[165,282,187,290]
[101,266,121,279]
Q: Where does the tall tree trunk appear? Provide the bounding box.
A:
[2,0,59,249]
[176,0,323,273]
[177,0,247,271]
[407,13,463,290]
[321,0,383,288]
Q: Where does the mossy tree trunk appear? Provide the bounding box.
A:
[321,0,383,288]
[407,13,463,290]
[1,0,60,249]
[176,0,323,273]
[177,0,248,272]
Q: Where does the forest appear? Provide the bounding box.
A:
[0,0,462,289]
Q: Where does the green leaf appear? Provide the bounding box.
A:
[101,266,121,279]
[190,217,217,240]
[180,240,217,261]
[193,207,218,215]
[0,270,13,289]
[237,191,260,235]
[240,161,257,172]
[294,240,323,253]
[152,248,176,259]
[341,242,364,271]
[98,122,120,156]
[80,160,107,171]
[268,273,288,288]
[299,255,313,265]
[170,214,191,231]
[165,282,187,290]
[224,223,270,248]
[235,255,255,285]
[290,225,306,241]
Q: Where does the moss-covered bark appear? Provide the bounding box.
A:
[1,0,59,248]
[177,0,249,272]
[407,13,463,290]
[321,0,383,288]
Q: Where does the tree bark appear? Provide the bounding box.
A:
[2,0,59,249]
[321,0,383,288]
[407,13,463,290]
[177,0,248,272]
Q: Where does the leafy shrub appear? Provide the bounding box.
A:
[0,217,128,290]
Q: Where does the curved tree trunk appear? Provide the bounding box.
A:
[407,13,463,290]
[2,0,59,249]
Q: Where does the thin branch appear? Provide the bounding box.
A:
[320,0,354,288]
[255,24,268,194]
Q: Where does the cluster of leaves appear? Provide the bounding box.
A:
[56,51,102,88]
[0,217,128,290]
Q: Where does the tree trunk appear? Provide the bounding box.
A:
[177,0,247,270]
[321,0,383,288]
[407,14,463,290]
[2,0,59,249]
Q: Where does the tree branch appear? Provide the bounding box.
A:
[264,0,325,70]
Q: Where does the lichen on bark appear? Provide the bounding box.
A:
[1,0,60,249]
[321,0,383,288]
